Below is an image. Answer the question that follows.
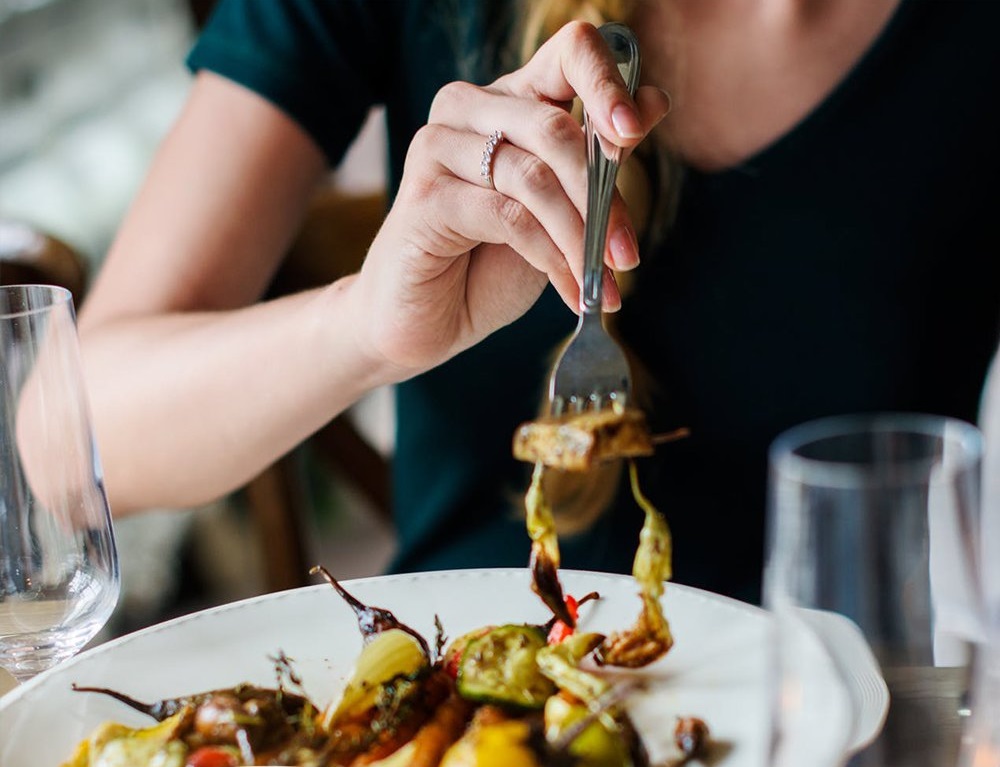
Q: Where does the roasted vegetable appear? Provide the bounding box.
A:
[440,718,541,767]
[443,625,494,679]
[456,625,555,709]
[535,633,608,705]
[70,682,317,760]
[184,745,241,767]
[60,711,190,767]
[323,627,431,726]
[546,683,652,767]
[544,694,631,767]
[311,565,430,656]
[545,592,600,645]
[597,462,674,668]
[313,564,438,755]
[64,553,693,767]
[525,462,575,627]
[439,708,548,767]
[395,688,474,767]
[674,716,710,760]
[513,407,655,471]
[309,567,471,765]
[313,669,453,765]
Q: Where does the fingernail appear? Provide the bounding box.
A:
[603,268,622,311]
[655,87,673,117]
[610,226,639,270]
[611,103,642,139]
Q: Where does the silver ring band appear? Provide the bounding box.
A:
[480,130,504,190]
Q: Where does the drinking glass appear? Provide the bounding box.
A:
[957,627,1000,767]
[956,356,1000,767]
[764,412,984,767]
[0,284,120,683]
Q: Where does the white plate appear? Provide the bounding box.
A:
[0,568,881,766]
[799,609,890,752]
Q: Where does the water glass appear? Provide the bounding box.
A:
[0,284,120,682]
[764,412,983,767]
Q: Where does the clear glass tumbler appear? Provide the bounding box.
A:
[764,412,983,767]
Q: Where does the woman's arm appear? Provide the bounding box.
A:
[79,72,384,515]
[80,22,671,516]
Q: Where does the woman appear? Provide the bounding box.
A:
[79,0,1000,602]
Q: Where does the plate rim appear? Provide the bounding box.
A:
[0,567,767,709]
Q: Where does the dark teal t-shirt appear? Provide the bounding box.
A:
[189,0,1000,603]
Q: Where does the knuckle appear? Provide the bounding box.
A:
[538,105,583,146]
[399,128,449,199]
[495,195,536,236]
[407,170,450,207]
[429,80,478,121]
[556,20,599,49]
[406,124,438,157]
[595,70,626,97]
[404,175,440,206]
[516,153,560,197]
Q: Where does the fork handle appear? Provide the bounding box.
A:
[581,23,641,315]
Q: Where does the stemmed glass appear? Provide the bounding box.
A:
[764,412,984,767]
[0,284,120,683]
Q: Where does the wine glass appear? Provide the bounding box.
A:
[0,284,120,683]
[764,412,984,767]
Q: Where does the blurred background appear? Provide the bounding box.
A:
[0,0,397,643]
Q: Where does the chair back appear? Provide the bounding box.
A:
[0,219,88,304]
[248,187,393,591]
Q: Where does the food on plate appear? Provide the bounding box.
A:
[594,463,674,668]
[512,407,654,472]
[61,396,703,766]
[67,679,315,758]
[521,445,676,669]
[63,568,710,766]
[674,716,711,761]
[524,461,576,626]
[513,396,687,669]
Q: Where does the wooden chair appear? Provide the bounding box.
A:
[0,219,88,305]
[181,0,391,591]
[246,186,393,592]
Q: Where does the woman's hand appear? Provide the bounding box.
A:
[344,21,671,379]
[74,22,668,514]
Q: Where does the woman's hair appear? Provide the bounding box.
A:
[511,0,681,535]
[517,0,637,64]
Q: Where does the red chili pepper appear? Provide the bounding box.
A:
[547,594,580,644]
[444,648,461,678]
[185,746,239,767]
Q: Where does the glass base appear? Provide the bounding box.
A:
[0,618,107,683]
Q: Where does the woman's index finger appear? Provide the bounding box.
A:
[495,21,644,148]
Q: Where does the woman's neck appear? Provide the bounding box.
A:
[635,0,903,171]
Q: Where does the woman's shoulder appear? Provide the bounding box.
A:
[185,0,408,165]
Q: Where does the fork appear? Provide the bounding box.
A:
[548,23,641,416]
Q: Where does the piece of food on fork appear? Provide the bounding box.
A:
[512,406,655,471]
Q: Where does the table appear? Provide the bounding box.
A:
[850,667,967,766]
[0,668,15,696]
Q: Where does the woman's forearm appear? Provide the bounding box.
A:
[81,276,389,515]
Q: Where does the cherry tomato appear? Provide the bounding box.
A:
[185,746,239,767]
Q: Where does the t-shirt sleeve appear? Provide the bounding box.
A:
[186,0,393,167]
